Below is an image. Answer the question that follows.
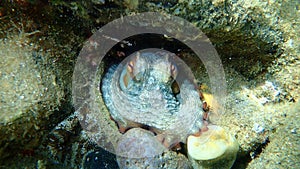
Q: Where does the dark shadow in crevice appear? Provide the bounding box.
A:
[232,137,270,169]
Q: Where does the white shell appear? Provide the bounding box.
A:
[187,125,239,169]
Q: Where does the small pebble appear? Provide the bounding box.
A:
[252,123,265,134]
[291,128,297,134]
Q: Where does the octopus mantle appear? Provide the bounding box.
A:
[101,50,204,146]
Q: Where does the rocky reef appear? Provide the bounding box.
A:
[0,30,65,161]
[0,0,299,168]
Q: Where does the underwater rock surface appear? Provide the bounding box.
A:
[82,149,119,169]
[0,0,299,168]
[0,34,65,161]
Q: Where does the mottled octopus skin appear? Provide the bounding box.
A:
[101,51,204,147]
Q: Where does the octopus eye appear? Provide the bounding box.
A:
[126,59,144,83]
[171,81,180,95]
[127,60,134,74]
[170,64,177,78]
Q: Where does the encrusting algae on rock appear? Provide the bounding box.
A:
[1,0,298,168]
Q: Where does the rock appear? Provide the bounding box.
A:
[0,34,65,161]
[117,150,192,169]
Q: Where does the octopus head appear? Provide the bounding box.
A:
[122,50,178,91]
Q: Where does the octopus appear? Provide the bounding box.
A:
[101,49,210,150]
